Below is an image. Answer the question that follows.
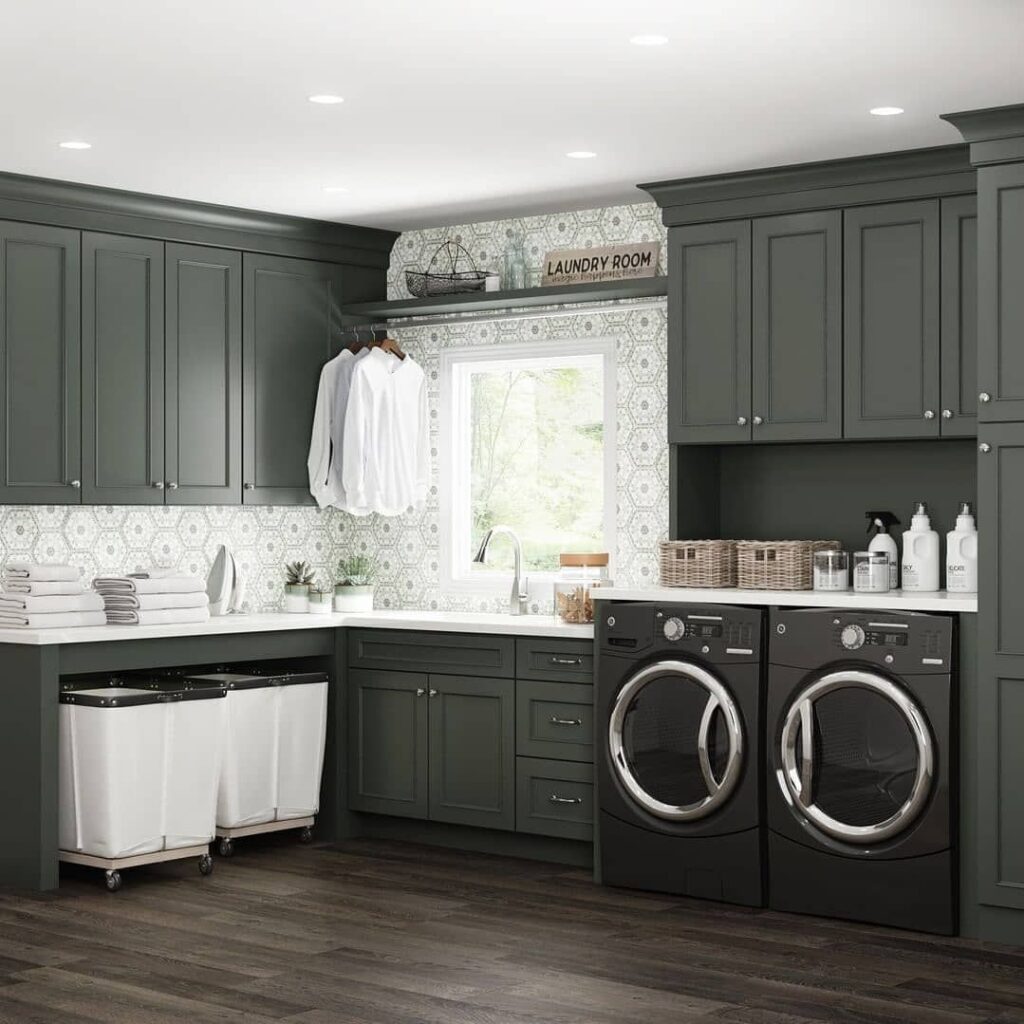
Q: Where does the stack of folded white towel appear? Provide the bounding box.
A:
[93,570,210,626]
[0,561,106,628]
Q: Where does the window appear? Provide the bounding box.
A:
[439,338,616,591]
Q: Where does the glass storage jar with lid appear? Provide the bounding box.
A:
[554,553,610,624]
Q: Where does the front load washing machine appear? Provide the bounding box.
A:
[597,601,765,907]
[767,608,956,935]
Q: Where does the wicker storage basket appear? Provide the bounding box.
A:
[659,540,737,588]
[736,540,841,591]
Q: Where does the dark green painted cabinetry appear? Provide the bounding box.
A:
[242,254,345,504]
[82,233,166,504]
[0,222,81,504]
[843,200,941,439]
[940,196,978,437]
[165,244,242,504]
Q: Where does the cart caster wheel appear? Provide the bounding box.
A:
[105,870,122,893]
[198,854,214,876]
[299,826,313,844]
[218,838,234,858]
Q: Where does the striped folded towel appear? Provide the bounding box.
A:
[103,606,211,626]
[4,561,81,583]
[0,593,104,614]
[0,611,106,629]
[93,575,206,596]
[100,591,208,611]
[2,580,86,597]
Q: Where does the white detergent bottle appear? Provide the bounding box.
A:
[946,501,978,594]
[866,510,901,590]
[902,501,941,592]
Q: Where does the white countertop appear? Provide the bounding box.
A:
[591,586,977,614]
[0,609,593,646]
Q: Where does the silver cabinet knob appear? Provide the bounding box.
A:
[152,480,164,489]
[979,442,992,453]
[752,415,763,426]
[243,482,254,491]
[736,416,747,426]
[69,479,81,489]
[941,409,953,420]
[428,688,438,697]
[166,481,178,490]
[979,392,991,403]
[923,410,935,420]
[415,688,425,697]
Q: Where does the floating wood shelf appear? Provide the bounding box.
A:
[340,276,668,320]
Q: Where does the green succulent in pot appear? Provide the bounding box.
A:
[284,560,316,612]
[334,555,375,611]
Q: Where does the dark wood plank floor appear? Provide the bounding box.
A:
[0,837,1022,1023]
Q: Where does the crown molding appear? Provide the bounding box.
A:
[942,104,1024,166]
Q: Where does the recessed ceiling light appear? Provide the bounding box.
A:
[630,34,669,46]
[870,106,905,117]
[58,140,91,150]
[322,185,349,193]
[566,151,597,159]
[308,94,344,105]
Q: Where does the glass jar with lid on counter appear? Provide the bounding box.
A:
[554,553,610,624]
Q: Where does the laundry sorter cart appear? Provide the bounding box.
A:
[58,681,227,891]
[183,670,329,857]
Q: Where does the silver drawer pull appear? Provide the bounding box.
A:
[549,794,583,805]
[549,716,582,727]
[549,656,583,666]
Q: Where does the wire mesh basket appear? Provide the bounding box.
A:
[406,239,489,298]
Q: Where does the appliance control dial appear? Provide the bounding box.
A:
[663,617,685,642]
[841,624,866,650]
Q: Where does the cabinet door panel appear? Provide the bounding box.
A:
[977,164,1024,422]
[165,244,241,504]
[428,674,515,831]
[668,221,751,443]
[844,201,940,439]
[0,223,81,504]
[82,233,165,504]
[752,211,841,441]
[242,254,344,504]
[348,670,428,819]
[940,196,978,436]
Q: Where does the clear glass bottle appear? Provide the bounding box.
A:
[554,553,610,624]
[504,238,528,290]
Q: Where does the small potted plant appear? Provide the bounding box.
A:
[334,554,375,612]
[283,560,315,613]
[308,585,333,615]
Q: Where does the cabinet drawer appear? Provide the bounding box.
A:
[516,680,593,762]
[515,758,593,841]
[516,638,594,683]
[349,630,514,678]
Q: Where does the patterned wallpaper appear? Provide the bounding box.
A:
[0,201,669,613]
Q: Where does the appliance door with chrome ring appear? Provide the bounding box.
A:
[608,660,745,826]
[775,669,938,852]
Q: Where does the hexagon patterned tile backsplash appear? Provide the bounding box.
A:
[0,202,669,614]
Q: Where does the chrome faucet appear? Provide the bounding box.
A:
[473,525,529,616]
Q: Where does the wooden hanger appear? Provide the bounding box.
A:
[346,326,405,360]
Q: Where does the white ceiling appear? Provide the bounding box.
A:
[2,1,1022,231]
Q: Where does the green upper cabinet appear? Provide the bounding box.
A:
[977,163,1024,423]
[940,195,978,437]
[0,222,81,504]
[751,211,842,442]
[242,253,345,504]
[668,221,751,443]
[843,200,941,439]
[82,233,166,504]
[165,244,242,504]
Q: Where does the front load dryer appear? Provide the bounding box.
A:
[767,608,956,935]
[597,601,765,907]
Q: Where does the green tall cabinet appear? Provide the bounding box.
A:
[0,222,81,504]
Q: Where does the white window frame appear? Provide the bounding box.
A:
[438,336,617,596]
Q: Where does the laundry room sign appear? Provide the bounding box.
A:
[541,242,661,286]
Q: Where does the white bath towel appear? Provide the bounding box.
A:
[2,580,86,597]
[0,611,106,629]
[103,606,211,626]
[0,593,104,614]
[100,591,209,611]
[93,575,206,596]
[3,561,81,583]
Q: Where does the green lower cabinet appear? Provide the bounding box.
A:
[516,679,593,763]
[428,674,515,831]
[515,757,594,841]
[348,670,429,819]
